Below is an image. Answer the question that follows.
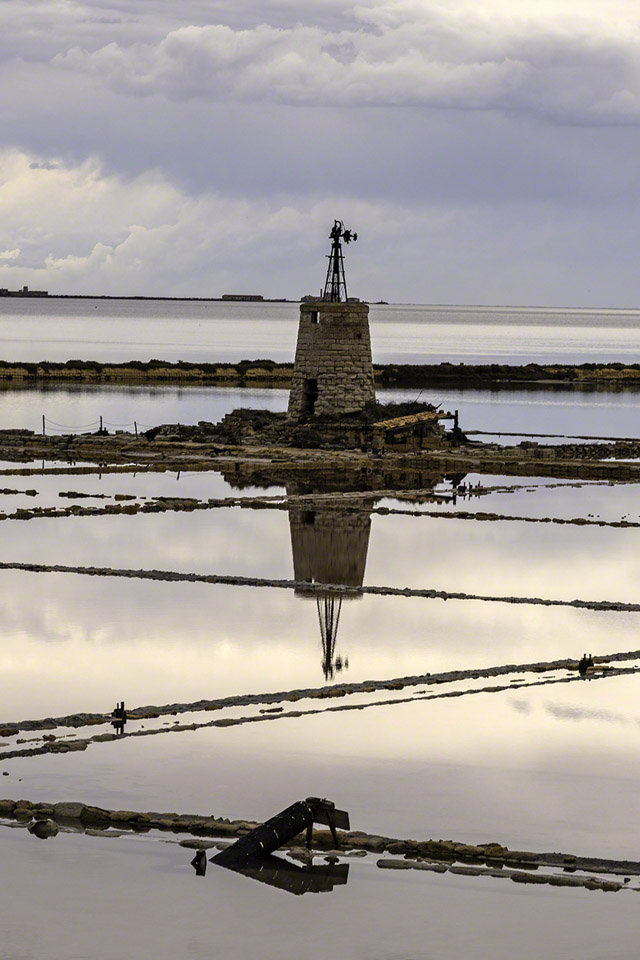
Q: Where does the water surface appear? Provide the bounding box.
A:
[3,298,640,364]
[2,828,636,960]
[1,383,640,444]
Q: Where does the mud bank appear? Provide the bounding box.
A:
[1,358,640,389]
[1,559,639,613]
[3,491,639,531]
[0,359,294,385]
[1,666,633,763]
[0,798,637,891]
[2,425,640,483]
[2,648,636,737]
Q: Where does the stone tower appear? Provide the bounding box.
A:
[288,221,375,420]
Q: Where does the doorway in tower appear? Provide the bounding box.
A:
[302,378,319,415]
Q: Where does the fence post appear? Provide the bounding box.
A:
[42,415,45,437]
[134,420,138,436]
[100,415,103,433]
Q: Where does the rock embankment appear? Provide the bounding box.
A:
[1,648,635,738]
[0,559,638,616]
[0,798,635,891]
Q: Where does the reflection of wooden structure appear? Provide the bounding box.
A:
[214,855,349,895]
[372,410,453,453]
[289,497,371,680]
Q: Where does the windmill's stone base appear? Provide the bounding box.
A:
[287,301,375,420]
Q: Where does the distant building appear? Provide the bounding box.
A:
[221,294,264,301]
[21,287,48,297]
[0,286,48,297]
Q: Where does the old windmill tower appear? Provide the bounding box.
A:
[288,221,375,420]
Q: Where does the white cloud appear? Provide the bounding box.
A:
[0,248,20,260]
[4,146,640,306]
[0,147,404,296]
[50,1,640,124]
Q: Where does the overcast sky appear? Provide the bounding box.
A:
[3,0,640,304]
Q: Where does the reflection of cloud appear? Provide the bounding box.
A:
[545,702,633,726]
[368,511,640,604]
[510,698,532,715]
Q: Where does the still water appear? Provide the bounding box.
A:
[0,383,639,442]
[2,506,639,602]
[2,468,640,862]
[4,827,638,960]
[2,297,640,363]
[0,300,639,956]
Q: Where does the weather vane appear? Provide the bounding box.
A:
[323,220,358,302]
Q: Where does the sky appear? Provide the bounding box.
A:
[3,0,640,304]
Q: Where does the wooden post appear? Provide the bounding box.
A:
[100,415,103,433]
[134,421,138,436]
[42,415,45,436]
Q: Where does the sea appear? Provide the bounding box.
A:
[2,297,640,364]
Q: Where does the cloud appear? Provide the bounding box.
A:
[50,1,640,124]
[5,146,640,306]
[545,701,634,725]
[0,147,426,296]
[0,248,20,260]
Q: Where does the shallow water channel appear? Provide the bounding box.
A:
[1,395,640,956]
[0,382,639,443]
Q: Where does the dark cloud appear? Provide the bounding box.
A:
[51,8,640,124]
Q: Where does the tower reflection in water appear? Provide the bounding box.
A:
[222,462,468,680]
[288,486,372,681]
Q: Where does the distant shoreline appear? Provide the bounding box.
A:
[3,295,295,303]
[0,358,636,391]
[3,295,640,312]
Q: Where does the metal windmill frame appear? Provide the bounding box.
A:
[322,220,358,302]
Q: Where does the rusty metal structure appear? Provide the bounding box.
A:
[323,220,357,302]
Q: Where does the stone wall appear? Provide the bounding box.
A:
[287,302,376,419]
